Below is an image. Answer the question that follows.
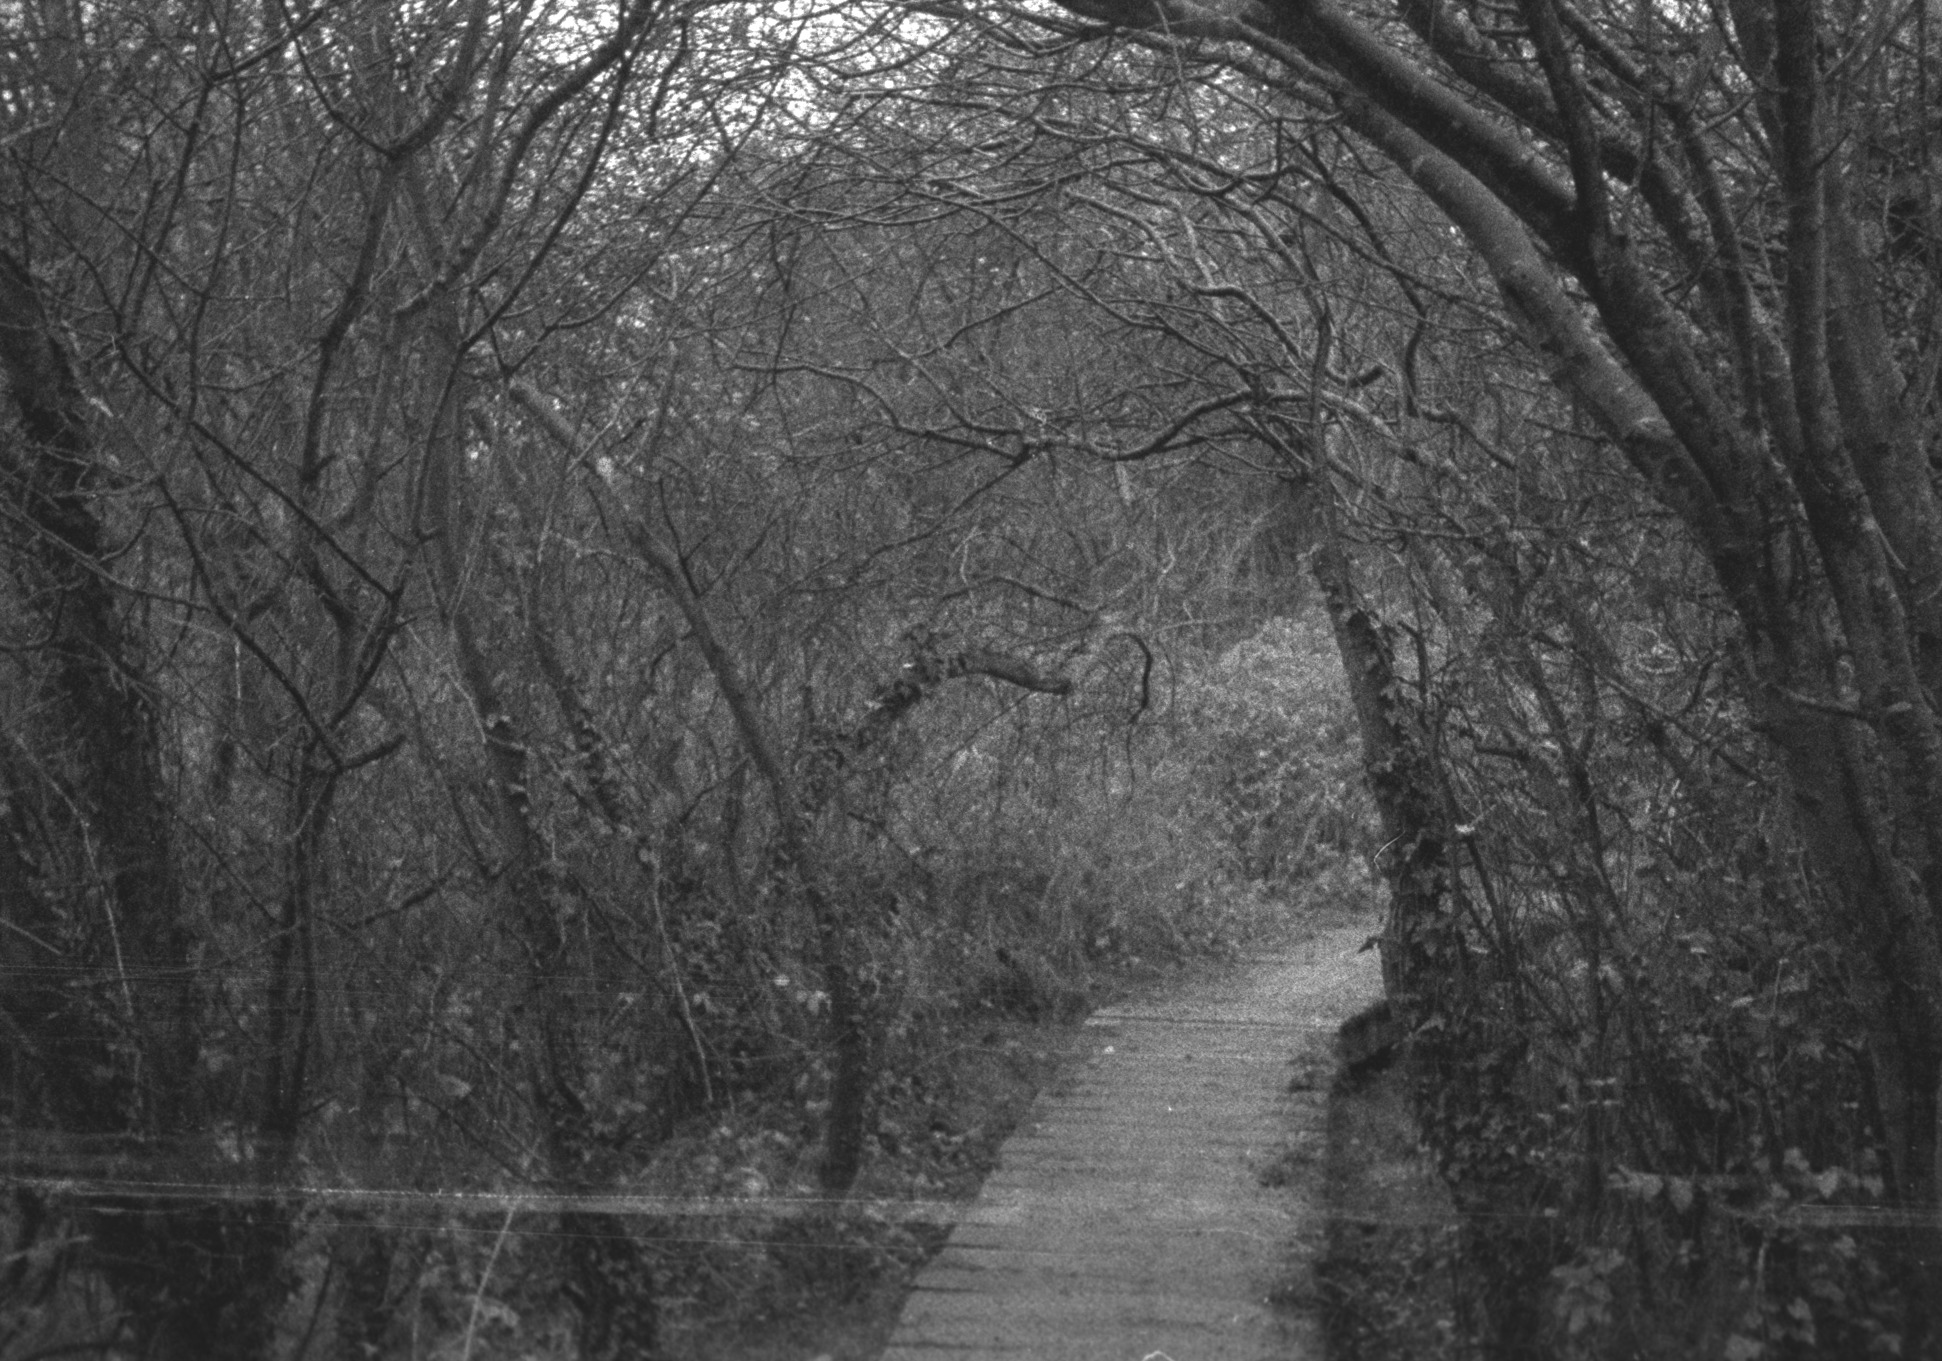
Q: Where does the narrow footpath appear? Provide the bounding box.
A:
[880,919,1384,1361]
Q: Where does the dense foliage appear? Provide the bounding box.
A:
[5,0,1940,1354]
[0,4,1375,1354]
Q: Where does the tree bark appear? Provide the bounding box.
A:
[1,251,295,1360]
[616,512,880,1192]
[1298,467,1564,1357]
[422,313,661,1359]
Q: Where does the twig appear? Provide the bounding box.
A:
[459,1208,516,1361]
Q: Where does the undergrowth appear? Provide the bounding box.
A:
[3,613,1378,1359]
[1319,1060,1461,1361]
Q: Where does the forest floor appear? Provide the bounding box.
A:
[1315,1058,1461,1361]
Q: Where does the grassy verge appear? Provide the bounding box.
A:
[1317,1058,1462,1361]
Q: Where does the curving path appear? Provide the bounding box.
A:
[879,919,1384,1361]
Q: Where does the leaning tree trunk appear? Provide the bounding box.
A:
[1299,470,1566,1358]
[420,311,661,1360]
[508,377,1081,1196]
[600,464,1074,1194]
[505,374,877,1192]
[616,511,878,1193]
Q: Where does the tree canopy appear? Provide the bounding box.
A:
[4,0,1940,1353]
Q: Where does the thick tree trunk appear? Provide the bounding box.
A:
[620,509,1077,1194]
[1302,476,1565,1358]
[1,251,299,1361]
[0,251,197,1133]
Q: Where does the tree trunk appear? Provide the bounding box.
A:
[1,250,298,1361]
[1301,474,1565,1357]
[619,514,877,1192]
[421,312,661,1358]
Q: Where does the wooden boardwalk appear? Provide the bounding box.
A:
[880,920,1383,1361]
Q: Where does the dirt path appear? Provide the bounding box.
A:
[878,919,1383,1360]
